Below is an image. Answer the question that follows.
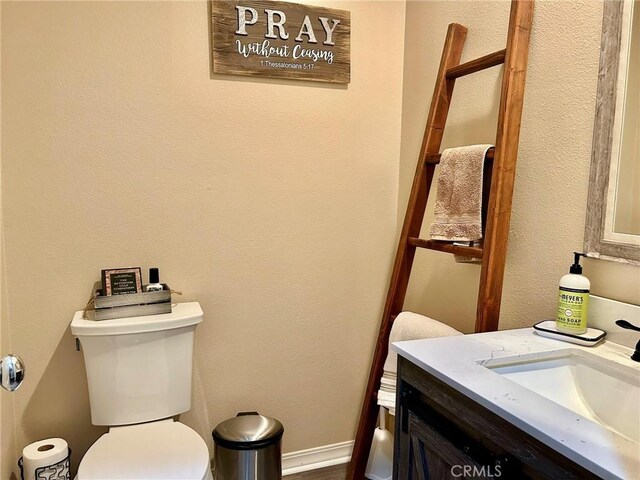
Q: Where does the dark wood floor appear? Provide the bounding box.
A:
[285,463,348,479]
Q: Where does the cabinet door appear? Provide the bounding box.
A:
[397,358,601,480]
[406,412,491,480]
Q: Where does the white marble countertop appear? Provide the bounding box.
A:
[392,328,640,480]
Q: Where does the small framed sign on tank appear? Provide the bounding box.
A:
[211,0,350,84]
[101,267,143,296]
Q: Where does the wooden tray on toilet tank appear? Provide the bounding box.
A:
[86,281,172,321]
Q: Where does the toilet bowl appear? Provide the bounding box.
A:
[71,303,211,480]
[77,420,212,480]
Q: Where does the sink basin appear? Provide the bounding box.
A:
[482,349,640,443]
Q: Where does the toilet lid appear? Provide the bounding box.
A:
[78,421,210,480]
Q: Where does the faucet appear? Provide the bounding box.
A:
[615,320,640,362]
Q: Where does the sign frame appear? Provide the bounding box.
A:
[101,267,143,296]
[211,0,351,84]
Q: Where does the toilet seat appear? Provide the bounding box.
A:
[77,420,211,480]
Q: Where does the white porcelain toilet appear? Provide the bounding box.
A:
[70,302,213,480]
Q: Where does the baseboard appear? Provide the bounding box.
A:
[282,440,354,476]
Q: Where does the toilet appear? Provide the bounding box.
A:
[70,302,212,480]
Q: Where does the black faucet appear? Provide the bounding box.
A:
[615,320,640,362]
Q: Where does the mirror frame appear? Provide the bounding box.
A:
[584,0,640,264]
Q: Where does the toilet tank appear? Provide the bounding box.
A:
[70,302,203,426]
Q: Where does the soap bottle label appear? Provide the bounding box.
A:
[556,287,589,332]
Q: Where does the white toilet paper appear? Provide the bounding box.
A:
[21,438,69,480]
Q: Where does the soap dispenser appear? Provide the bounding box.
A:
[145,268,163,292]
[556,252,590,335]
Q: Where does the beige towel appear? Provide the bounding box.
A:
[429,144,493,242]
[382,312,463,374]
[377,312,462,415]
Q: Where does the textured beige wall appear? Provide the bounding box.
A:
[1,209,17,480]
[1,1,18,477]
[0,284,18,480]
[400,0,640,334]
[1,0,405,475]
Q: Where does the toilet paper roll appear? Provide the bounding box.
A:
[22,438,69,480]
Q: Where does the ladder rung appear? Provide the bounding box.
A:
[446,49,506,79]
[408,238,483,259]
[425,147,495,165]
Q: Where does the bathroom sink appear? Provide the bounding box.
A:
[482,349,640,443]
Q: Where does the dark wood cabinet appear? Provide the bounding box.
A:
[394,356,600,480]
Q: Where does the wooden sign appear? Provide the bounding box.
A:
[211,0,350,83]
[101,267,143,296]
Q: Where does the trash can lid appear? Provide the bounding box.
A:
[213,412,284,450]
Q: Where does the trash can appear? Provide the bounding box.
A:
[213,412,284,480]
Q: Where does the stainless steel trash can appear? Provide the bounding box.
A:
[213,412,284,480]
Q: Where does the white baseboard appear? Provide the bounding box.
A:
[282,440,354,476]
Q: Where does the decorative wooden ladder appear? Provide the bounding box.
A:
[347,1,534,478]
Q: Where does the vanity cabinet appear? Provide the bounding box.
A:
[394,356,600,480]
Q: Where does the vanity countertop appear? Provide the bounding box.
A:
[393,328,640,480]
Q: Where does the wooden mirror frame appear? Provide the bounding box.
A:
[584,0,640,264]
